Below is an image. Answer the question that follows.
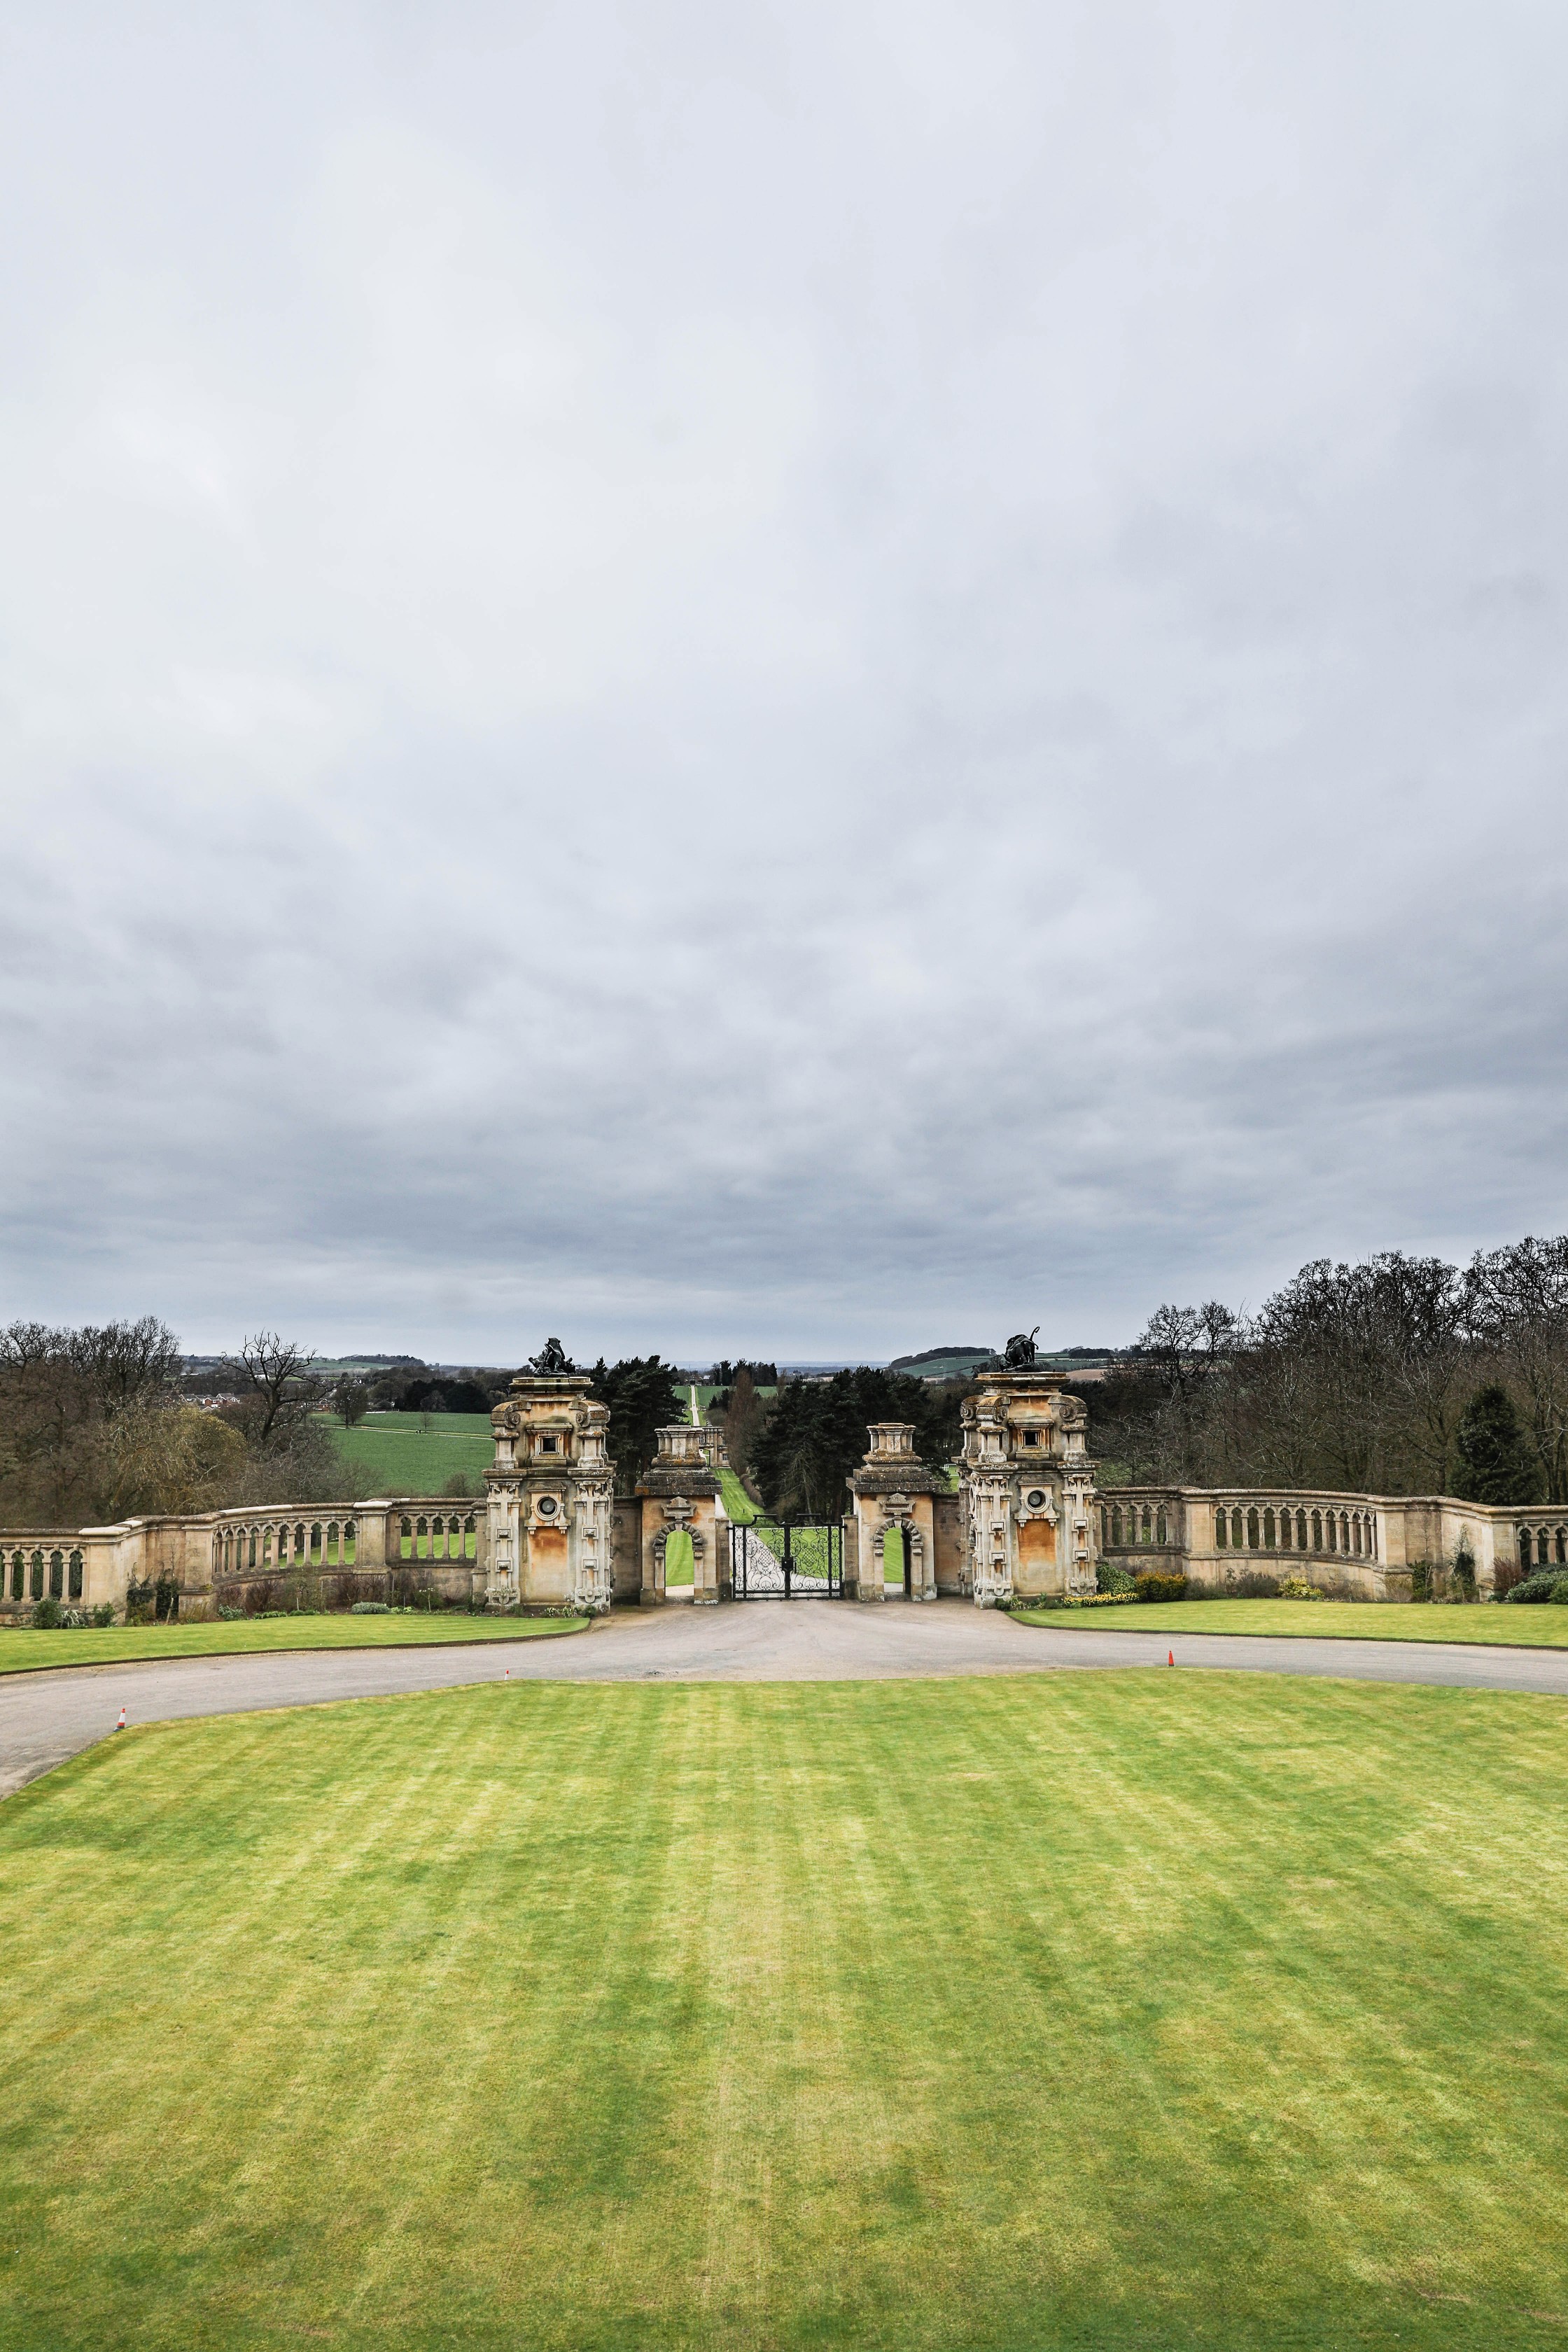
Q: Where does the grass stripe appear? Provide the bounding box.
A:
[3,1674,1567,2348]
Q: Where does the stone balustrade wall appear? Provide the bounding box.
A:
[1100,1487,1549,1600]
[8,1483,1564,1618]
[0,1499,489,1623]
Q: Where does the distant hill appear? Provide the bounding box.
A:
[886,1344,1117,1382]
[888,1346,996,1379]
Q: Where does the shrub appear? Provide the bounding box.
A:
[1096,1560,1137,1595]
[1505,1569,1568,1604]
[1030,1592,1142,1610]
[1410,1560,1434,1603]
[31,1595,63,1629]
[1277,1576,1324,1601]
[92,1603,115,1628]
[1228,1570,1280,1599]
[349,1601,391,1615]
[216,1602,246,1620]
[1135,1569,1187,1603]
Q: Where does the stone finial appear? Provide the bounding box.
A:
[867,1422,918,1460]
[654,1424,707,1465]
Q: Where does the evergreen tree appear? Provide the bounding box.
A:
[1451,1383,1541,1504]
[588,1355,684,1492]
[749,1368,960,1522]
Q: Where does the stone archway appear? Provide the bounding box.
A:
[638,1427,722,1606]
[873,1516,925,1597]
[649,1520,706,1600]
[847,1427,941,1601]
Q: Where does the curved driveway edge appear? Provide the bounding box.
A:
[6,1597,1568,1802]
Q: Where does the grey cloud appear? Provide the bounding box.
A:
[3,1,1567,1362]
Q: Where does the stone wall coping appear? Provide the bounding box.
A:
[848,1464,946,1496]
[1106,1486,1543,1516]
[0,1498,477,1545]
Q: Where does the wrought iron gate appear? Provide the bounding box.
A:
[730,1519,842,1599]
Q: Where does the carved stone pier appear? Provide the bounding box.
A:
[958,1371,1098,1606]
[484,1371,614,1613]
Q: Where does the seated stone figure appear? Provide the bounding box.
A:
[528,1337,574,1373]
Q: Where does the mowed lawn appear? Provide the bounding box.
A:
[0,1614,587,1676]
[5,1680,1568,2348]
[1014,1597,1568,1646]
[320,1410,494,1493]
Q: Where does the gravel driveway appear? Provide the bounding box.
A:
[6,1598,1567,1799]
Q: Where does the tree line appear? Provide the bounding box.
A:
[717,1366,965,1521]
[0,1324,356,1525]
[1090,1237,1568,1504]
[10,1240,1560,1534]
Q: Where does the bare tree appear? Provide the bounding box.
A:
[221,1333,325,1453]
[1466,1238,1568,1502]
[68,1317,182,1414]
[0,1316,184,1524]
[1096,1253,1476,1496]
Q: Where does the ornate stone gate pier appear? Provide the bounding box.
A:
[959,1370,1098,1605]
[484,1369,614,1611]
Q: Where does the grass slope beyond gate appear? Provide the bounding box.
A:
[320,1409,496,1492]
[5,1676,1568,2350]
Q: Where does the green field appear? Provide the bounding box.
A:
[1015,1597,1568,1646]
[5,1673,1568,2349]
[321,1410,494,1493]
[718,1464,757,1522]
[0,1614,588,1675]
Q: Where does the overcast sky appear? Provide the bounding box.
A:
[2,2,1566,1365]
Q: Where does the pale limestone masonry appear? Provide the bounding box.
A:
[484,1371,614,1612]
[846,1423,944,1601]
[634,1424,725,1606]
[0,1499,486,1623]
[959,1371,1099,1606]
[1100,1488,1566,1599]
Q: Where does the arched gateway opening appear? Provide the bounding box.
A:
[881,1525,915,1597]
[662,1527,694,1593]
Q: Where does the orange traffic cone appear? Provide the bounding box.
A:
[1167,1650,1174,1667]
[115,1706,126,1730]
